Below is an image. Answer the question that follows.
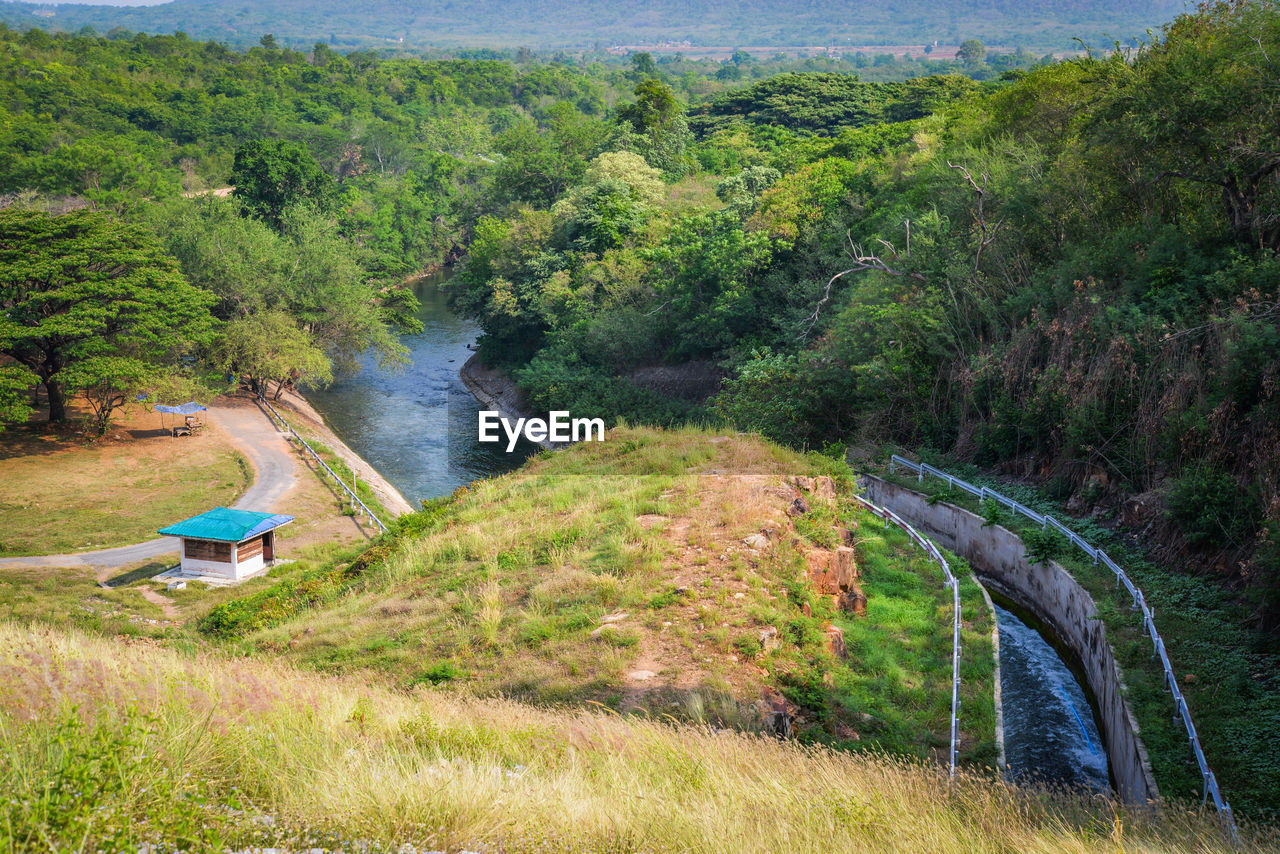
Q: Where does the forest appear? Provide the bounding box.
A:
[0,0,1184,52]
[0,0,1278,634]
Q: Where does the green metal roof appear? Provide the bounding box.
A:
[158,507,294,542]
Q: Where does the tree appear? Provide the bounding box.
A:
[215,310,333,398]
[716,165,781,217]
[156,198,416,379]
[957,39,986,65]
[629,52,657,77]
[60,355,156,436]
[0,209,214,424]
[1089,0,1280,249]
[492,106,609,207]
[0,364,37,429]
[230,139,335,230]
[614,79,692,177]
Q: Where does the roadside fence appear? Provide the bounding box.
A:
[888,455,1236,834]
[257,395,389,534]
[849,492,962,776]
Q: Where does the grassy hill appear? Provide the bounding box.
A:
[4,621,1272,853]
[2,427,1277,850]
[198,426,997,761]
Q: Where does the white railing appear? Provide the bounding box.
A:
[888,454,1236,833]
[257,395,388,534]
[849,492,962,776]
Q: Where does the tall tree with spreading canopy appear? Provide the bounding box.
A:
[230,139,335,230]
[0,209,214,426]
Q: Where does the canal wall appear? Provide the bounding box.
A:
[860,475,1158,805]
[273,388,416,517]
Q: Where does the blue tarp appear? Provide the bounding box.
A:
[154,402,208,415]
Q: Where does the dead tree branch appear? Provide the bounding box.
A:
[948,161,1004,272]
[801,231,926,341]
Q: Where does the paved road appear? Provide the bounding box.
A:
[0,398,298,571]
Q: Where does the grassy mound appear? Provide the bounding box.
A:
[201,426,994,760]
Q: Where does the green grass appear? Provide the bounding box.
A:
[0,562,169,637]
[877,462,1280,820]
[199,426,995,762]
[0,539,373,647]
[834,511,996,763]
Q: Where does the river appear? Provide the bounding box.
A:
[994,603,1110,792]
[304,271,535,505]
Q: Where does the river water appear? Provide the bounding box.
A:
[305,271,535,506]
[994,603,1110,792]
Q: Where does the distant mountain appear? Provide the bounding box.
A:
[0,0,1190,51]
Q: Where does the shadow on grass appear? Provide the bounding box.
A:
[103,560,172,588]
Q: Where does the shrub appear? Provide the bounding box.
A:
[1166,464,1257,548]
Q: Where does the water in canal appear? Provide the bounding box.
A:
[304,271,536,505]
[994,603,1110,792]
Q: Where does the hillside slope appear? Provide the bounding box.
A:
[2,622,1269,853]
[202,427,996,762]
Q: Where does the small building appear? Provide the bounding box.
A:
[158,507,294,582]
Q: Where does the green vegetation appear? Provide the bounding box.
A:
[199,427,994,760]
[0,209,215,429]
[5,622,1267,854]
[0,561,170,634]
[1,0,1279,836]
[878,462,1280,820]
[444,0,1280,639]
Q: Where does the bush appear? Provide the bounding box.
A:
[1021,526,1062,566]
[1166,464,1257,548]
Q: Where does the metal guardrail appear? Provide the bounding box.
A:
[257,395,389,534]
[849,492,962,776]
[888,454,1237,833]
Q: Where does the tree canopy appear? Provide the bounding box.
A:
[0,208,214,426]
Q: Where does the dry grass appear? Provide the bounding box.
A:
[0,408,250,556]
[0,621,1268,853]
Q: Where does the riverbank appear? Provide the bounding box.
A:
[459,352,558,450]
[267,387,416,517]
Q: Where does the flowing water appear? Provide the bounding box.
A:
[304,270,535,505]
[994,603,1110,792]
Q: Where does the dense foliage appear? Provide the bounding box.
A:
[0,0,1185,52]
[443,1,1280,641]
[0,209,214,431]
[0,1,1275,627]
